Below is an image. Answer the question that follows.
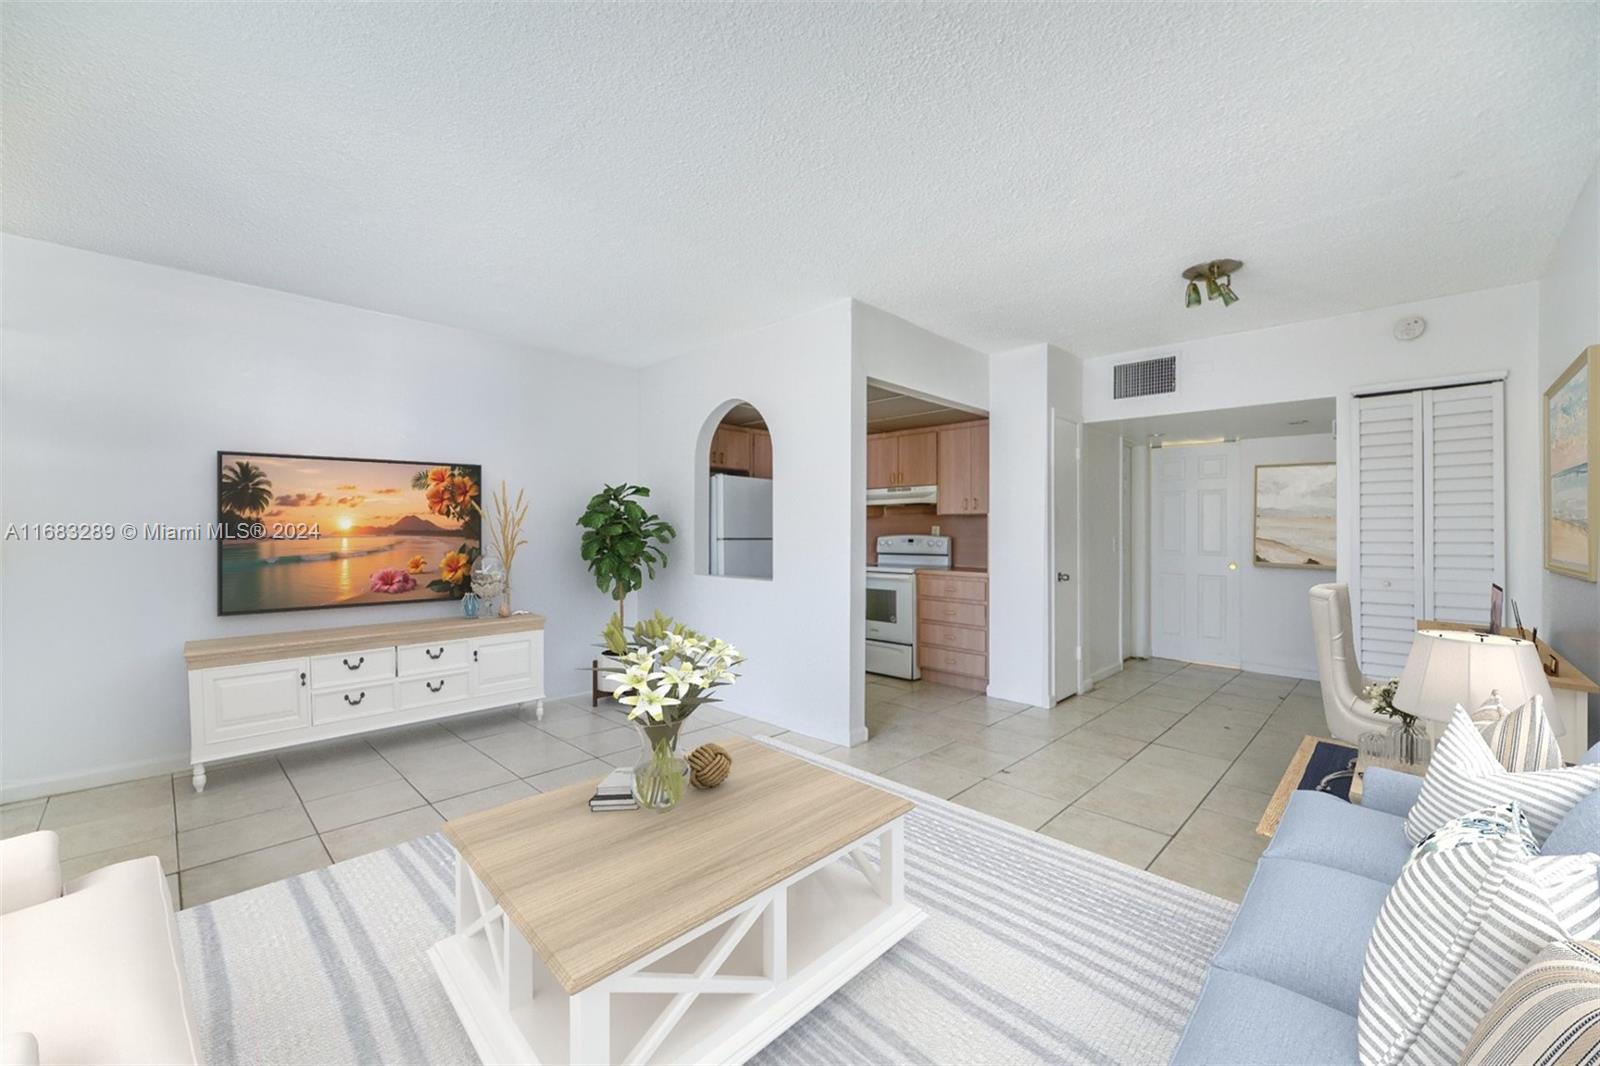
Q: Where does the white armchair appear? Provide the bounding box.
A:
[1308,583,1389,742]
[1,831,199,1065]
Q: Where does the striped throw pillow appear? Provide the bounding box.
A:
[1474,694,1563,773]
[1462,940,1600,1066]
[1358,834,1600,1065]
[1404,708,1600,845]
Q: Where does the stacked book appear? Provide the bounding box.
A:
[589,768,638,812]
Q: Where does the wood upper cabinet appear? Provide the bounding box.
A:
[867,430,939,487]
[867,434,898,488]
[937,422,989,514]
[749,429,772,479]
[897,432,938,486]
[710,425,752,472]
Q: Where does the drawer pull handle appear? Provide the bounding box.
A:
[343,691,366,706]
[426,679,446,693]
[343,656,365,670]
[426,647,445,660]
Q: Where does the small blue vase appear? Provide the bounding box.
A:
[462,593,480,619]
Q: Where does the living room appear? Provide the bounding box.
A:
[3,4,1599,1065]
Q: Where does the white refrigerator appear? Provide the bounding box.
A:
[710,474,774,578]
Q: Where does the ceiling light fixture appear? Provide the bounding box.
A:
[1182,259,1243,309]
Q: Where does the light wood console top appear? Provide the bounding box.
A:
[184,613,547,670]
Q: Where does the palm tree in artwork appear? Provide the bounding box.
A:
[220,460,273,519]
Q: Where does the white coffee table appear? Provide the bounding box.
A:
[428,737,924,1065]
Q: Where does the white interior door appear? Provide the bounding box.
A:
[1053,417,1082,702]
[1150,443,1242,667]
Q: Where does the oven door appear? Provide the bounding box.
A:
[866,572,915,645]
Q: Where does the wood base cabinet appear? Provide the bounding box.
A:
[184,615,546,792]
[916,571,988,692]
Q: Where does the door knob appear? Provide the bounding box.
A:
[1057,572,1071,582]
[1227,562,1238,571]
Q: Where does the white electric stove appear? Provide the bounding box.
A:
[865,535,951,680]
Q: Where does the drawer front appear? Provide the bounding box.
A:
[397,670,471,710]
[917,575,987,603]
[918,646,987,679]
[310,647,396,690]
[397,640,470,677]
[312,682,398,725]
[918,599,987,627]
[920,622,986,655]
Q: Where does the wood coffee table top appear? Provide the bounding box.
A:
[442,735,913,994]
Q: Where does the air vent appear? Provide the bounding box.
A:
[1113,355,1177,399]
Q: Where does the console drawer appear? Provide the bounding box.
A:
[310,647,395,689]
[398,670,471,710]
[397,640,469,676]
[918,599,986,627]
[312,682,397,725]
[918,646,987,679]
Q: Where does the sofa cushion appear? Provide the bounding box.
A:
[1169,967,1357,1065]
[1211,857,1388,1017]
[1543,791,1600,855]
[0,856,199,1065]
[1264,790,1413,885]
[1405,708,1600,845]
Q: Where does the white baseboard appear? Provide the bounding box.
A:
[1240,659,1319,683]
[1088,661,1124,685]
[2,751,190,805]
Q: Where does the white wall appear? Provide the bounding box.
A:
[634,301,862,746]
[855,301,988,411]
[1538,163,1600,734]
[1081,426,1122,682]
[1083,284,1544,623]
[0,236,640,800]
[1237,433,1337,679]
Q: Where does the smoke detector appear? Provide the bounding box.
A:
[1393,316,1427,341]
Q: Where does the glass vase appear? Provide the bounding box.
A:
[631,719,688,812]
[1388,721,1433,766]
[461,592,480,619]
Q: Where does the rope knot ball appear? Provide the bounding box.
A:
[687,743,732,789]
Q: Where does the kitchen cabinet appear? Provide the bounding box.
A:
[710,425,752,472]
[916,570,988,691]
[937,423,989,515]
[866,430,939,487]
[749,429,772,479]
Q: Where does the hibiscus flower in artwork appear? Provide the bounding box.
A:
[405,554,427,574]
[369,568,418,594]
[439,550,471,585]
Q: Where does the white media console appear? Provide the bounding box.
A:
[182,614,545,792]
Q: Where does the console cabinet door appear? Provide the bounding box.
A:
[201,659,311,745]
[473,632,544,697]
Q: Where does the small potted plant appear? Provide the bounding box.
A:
[578,484,675,629]
[602,611,743,811]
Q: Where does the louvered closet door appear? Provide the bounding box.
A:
[1422,382,1505,624]
[1355,392,1424,678]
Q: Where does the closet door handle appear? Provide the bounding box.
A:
[343,691,366,706]
[425,647,445,660]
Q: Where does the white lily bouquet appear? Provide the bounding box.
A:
[600,611,744,810]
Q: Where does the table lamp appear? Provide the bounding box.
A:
[1395,629,1557,729]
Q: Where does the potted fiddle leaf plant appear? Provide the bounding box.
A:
[577,483,676,630]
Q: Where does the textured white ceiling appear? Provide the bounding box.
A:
[4,3,1595,365]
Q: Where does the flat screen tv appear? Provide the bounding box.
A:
[217,451,482,616]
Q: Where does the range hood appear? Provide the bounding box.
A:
[866,484,938,507]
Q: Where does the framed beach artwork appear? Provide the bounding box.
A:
[1253,461,1335,569]
[1545,345,1598,581]
[217,451,483,615]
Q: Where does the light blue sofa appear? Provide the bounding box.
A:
[1171,750,1600,1065]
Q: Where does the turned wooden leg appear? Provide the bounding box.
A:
[192,763,207,793]
[534,698,544,722]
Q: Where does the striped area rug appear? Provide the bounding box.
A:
[176,742,1237,1065]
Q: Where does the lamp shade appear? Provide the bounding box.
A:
[1394,629,1556,725]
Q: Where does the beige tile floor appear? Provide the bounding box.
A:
[0,657,1322,908]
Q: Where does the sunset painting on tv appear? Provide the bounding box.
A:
[218,452,482,615]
